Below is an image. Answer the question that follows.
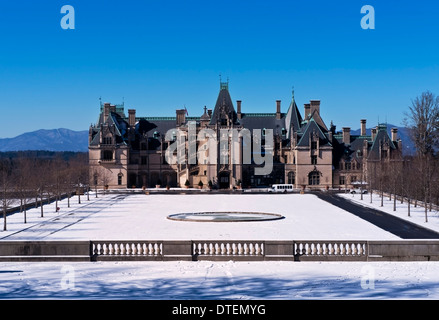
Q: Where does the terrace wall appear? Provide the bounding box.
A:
[0,240,438,262]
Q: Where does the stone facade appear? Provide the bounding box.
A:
[89,82,402,190]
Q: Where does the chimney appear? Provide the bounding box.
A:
[391,128,398,141]
[361,119,367,136]
[304,104,311,120]
[176,109,186,126]
[237,100,242,119]
[208,109,212,118]
[276,100,281,120]
[342,127,351,145]
[310,100,320,116]
[128,109,136,127]
[103,102,111,121]
[371,128,377,141]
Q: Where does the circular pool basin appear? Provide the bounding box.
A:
[167,211,284,222]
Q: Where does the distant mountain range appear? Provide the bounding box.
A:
[0,125,416,154]
[0,129,89,152]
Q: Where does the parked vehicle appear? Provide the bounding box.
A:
[350,188,368,194]
[269,184,295,193]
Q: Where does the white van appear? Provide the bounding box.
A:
[269,184,295,193]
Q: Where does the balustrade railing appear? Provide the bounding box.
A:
[193,241,264,257]
[90,240,368,261]
[293,241,367,257]
[91,241,163,259]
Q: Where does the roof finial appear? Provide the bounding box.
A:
[219,75,229,91]
[292,86,295,101]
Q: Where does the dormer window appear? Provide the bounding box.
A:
[102,136,112,145]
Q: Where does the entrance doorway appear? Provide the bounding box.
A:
[218,171,230,189]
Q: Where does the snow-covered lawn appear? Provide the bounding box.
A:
[0,260,438,299]
[1,192,439,300]
[1,193,399,241]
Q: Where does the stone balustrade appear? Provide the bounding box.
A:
[193,241,264,260]
[292,241,368,261]
[91,241,163,261]
[0,240,437,261]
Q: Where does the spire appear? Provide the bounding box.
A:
[209,78,237,125]
[219,74,229,91]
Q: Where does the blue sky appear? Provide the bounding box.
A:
[0,0,438,138]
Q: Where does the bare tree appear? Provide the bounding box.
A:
[404,91,439,222]
[99,167,111,195]
[388,159,401,212]
[51,156,67,213]
[91,167,100,198]
[35,160,52,218]
[0,159,14,231]
[14,158,33,223]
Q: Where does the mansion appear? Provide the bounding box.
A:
[88,81,403,190]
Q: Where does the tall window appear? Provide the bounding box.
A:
[102,136,112,145]
[311,155,317,165]
[311,141,318,150]
[339,175,345,185]
[308,171,320,186]
[288,171,295,185]
[118,174,123,186]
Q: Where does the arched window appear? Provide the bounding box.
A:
[308,171,321,186]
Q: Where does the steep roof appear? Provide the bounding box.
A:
[238,113,286,135]
[297,118,332,147]
[367,125,397,160]
[89,112,129,146]
[308,109,328,132]
[209,83,239,125]
[285,97,303,137]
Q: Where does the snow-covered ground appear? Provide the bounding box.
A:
[1,260,438,300]
[339,192,439,233]
[1,192,439,300]
[1,193,399,241]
